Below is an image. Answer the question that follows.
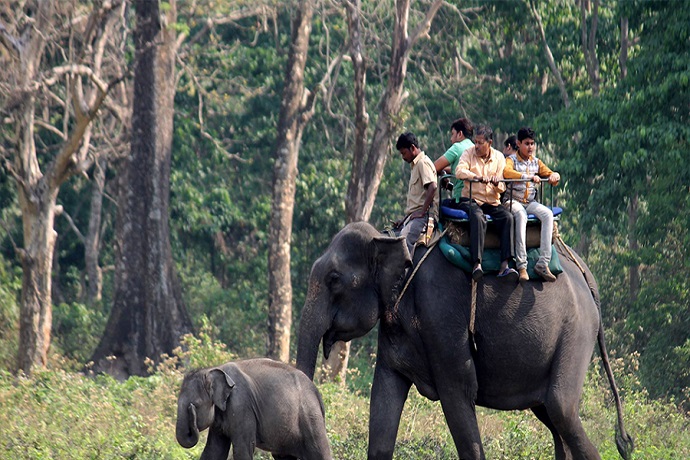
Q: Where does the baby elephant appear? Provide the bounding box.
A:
[175,358,332,460]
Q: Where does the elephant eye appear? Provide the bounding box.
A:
[326,271,343,292]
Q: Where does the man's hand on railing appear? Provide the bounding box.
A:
[472,175,500,186]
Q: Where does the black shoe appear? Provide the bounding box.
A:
[497,267,519,283]
[472,266,484,281]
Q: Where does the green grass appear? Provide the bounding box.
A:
[0,333,688,459]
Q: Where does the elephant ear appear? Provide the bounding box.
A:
[208,368,236,411]
[372,234,411,300]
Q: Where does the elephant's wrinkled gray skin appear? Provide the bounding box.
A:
[296,222,632,460]
[175,358,332,460]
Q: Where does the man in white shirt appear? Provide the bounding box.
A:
[395,132,439,256]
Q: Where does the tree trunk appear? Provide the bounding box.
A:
[628,193,640,302]
[580,0,601,96]
[324,0,442,382]
[17,192,59,373]
[344,0,369,225]
[1,0,127,374]
[324,0,369,382]
[529,0,570,108]
[619,17,629,80]
[85,157,106,304]
[267,0,315,363]
[90,0,192,379]
[7,0,51,374]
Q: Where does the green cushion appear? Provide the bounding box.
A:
[439,235,563,279]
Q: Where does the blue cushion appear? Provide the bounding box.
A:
[440,204,562,222]
[440,205,469,220]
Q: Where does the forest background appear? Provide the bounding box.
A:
[0,0,688,458]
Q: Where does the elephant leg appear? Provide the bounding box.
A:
[367,362,411,460]
[531,404,570,460]
[272,456,296,460]
[301,424,333,460]
[438,394,484,459]
[543,398,600,460]
[545,341,601,459]
[232,442,256,460]
[199,428,230,460]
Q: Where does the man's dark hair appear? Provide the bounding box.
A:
[451,118,473,139]
[396,132,419,150]
[474,125,493,141]
[517,127,536,142]
[504,135,518,150]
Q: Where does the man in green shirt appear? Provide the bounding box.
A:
[434,118,474,208]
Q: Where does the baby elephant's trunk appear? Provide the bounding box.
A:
[176,403,200,448]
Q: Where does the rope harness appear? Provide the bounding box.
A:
[553,223,585,274]
[392,228,447,312]
[392,222,579,354]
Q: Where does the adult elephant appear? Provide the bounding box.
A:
[296,221,633,460]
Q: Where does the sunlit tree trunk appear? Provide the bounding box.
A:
[85,157,106,303]
[267,0,316,363]
[1,1,118,374]
[90,0,192,379]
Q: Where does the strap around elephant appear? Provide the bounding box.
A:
[392,228,448,313]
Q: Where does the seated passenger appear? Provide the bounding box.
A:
[503,134,518,158]
[503,127,561,282]
[434,118,474,208]
[394,132,439,257]
[455,125,517,282]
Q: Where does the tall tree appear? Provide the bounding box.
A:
[90,0,192,378]
[324,0,443,381]
[528,0,570,108]
[267,0,316,362]
[580,0,601,96]
[0,0,124,374]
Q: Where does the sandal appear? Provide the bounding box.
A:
[497,267,519,283]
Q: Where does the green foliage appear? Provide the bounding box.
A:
[172,321,237,370]
[0,256,20,370]
[0,367,194,459]
[538,0,690,408]
[0,0,687,439]
[0,342,688,459]
[51,302,107,365]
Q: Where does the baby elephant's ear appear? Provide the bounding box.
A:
[209,368,236,411]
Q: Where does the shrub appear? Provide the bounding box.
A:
[0,338,688,459]
[0,259,20,370]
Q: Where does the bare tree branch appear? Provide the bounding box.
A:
[0,20,22,58]
[528,0,570,108]
[34,119,67,140]
[408,0,443,48]
[176,56,247,162]
[44,65,109,94]
[60,210,85,243]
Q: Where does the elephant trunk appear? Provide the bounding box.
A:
[176,402,200,448]
[296,284,331,380]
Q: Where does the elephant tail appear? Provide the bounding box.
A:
[567,242,634,459]
[597,324,634,460]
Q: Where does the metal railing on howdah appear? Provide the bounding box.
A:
[438,174,559,215]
